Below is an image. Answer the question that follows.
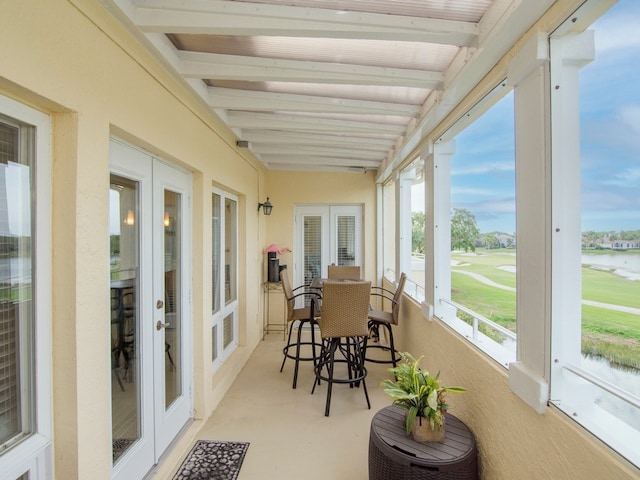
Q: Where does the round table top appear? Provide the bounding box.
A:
[371,405,476,467]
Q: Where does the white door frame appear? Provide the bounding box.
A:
[109,139,192,479]
[294,204,363,288]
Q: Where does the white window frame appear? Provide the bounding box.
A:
[211,187,238,370]
[0,95,53,480]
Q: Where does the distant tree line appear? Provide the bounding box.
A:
[412,208,640,253]
[0,235,31,257]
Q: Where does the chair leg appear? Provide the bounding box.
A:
[386,324,399,367]
[324,338,338,417]
[359,337,371,409]
[292,320,304,389]
[280,320,294,372]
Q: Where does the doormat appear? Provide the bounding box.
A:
[173,440,250,480]
[112,438,135,462]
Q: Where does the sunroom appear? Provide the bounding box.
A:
[0,0,638,479]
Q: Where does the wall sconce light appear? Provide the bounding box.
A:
[258,197,273,215]
[163,212,171,227]
[124,209,135,226]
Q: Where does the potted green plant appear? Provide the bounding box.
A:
[380,352,466,442]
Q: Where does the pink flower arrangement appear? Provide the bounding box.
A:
[264,244,292,255]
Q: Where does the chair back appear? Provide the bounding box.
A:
[279,268,296,321]
[390,272,407,325]
[327,264,361,280]
[319,281,371,338]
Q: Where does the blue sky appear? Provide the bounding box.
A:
[451,0,640,235]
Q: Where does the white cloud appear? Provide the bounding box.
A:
[451,161,514,176]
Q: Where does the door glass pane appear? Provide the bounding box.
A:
[164,190,181,408]
[224,198,237,304]
[109,174,140,463]
[212,193,221,314]
[336,216,355,266]
[0,117,35,452]
[304,216,322,286]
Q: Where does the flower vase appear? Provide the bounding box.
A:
[408,414,446,443]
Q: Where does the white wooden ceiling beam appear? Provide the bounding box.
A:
[208,87,420,117]
[240,131,395,149]
[180,52,443,89]
[226,112,406,135]
[251,144,387,159]
[260,155,380,168]
[133,0,477,46]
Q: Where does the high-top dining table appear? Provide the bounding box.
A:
[309,277,361,289]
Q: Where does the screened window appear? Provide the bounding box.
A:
[0,115,35,453]
[436,86,517,366]
[550,0,640,467]
[0,95,51,479]
[211,189,238,367]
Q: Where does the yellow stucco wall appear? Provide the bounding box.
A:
[1,0,267,478]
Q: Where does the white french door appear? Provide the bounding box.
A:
[109,139,192,480]
[294,205,363,288]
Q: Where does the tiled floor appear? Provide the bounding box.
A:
[170,332,395,480]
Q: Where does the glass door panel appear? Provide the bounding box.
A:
[163,190,181,408]
[303,215,322,287]
[152,159,191,459]
[336,215,356,266]
[109,174,141,463]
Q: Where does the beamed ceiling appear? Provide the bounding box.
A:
[103,0,554,173]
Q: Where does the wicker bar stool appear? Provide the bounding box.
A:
[312,280,372,416]
[366,272,407,368]
[279,268,322,389]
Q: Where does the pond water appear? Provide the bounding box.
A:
[582,254,640,280]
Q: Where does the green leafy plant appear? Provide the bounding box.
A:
[380,352,466,434]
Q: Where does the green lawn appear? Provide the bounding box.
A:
[451,248,639,369]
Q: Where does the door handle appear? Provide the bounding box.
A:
[156,320,171,331]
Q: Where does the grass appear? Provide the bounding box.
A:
[451,248,640,370]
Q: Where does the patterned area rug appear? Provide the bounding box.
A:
[173,440,250,480]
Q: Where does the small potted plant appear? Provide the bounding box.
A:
[380,352,466,442]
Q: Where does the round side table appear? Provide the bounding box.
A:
[369,405,478,480]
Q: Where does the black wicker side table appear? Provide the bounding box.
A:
[369,405,478,480]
